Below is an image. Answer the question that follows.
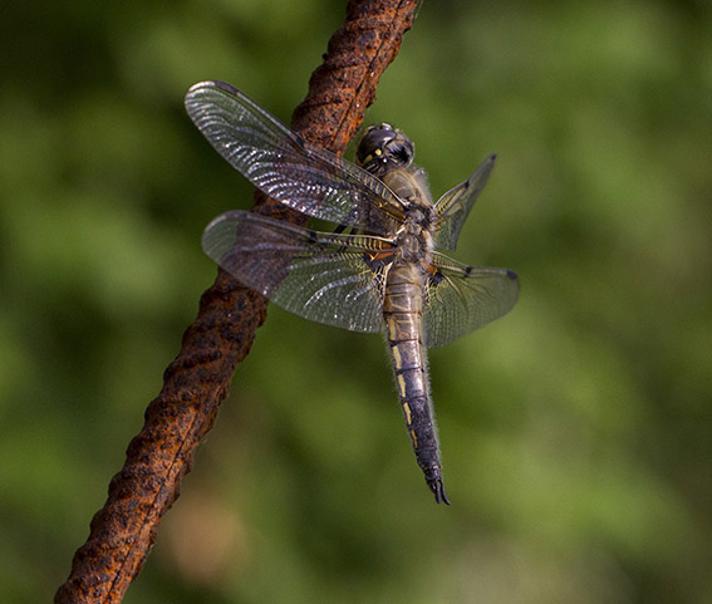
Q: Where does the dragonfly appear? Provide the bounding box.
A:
[185,80,519,504]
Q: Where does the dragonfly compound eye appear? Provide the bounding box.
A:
[357,123,415,173]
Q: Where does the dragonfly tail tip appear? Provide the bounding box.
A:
[428,476,451,505]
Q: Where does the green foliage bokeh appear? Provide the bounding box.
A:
[1,1,711,602]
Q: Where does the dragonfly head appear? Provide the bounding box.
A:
[357,123,414,175]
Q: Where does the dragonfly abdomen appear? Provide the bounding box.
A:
[384,263,449,504]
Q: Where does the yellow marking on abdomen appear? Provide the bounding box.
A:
[409,429,418,449]
[392,345,403,369]
[396,374,407,398]
[387,319,398,341]
[402,401,412,425]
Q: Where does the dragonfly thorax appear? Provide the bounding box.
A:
[395,220,434,263]
[406,204,435,227]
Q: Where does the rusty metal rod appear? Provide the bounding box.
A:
[54,0,419,601]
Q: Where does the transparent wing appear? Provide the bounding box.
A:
[203,210,395,333]
[424,251,519,347]
[432,154,496,250]
[185,81,406,235]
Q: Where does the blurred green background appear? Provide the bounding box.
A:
[2,0,711,602]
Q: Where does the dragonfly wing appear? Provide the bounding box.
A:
[432,154,496,251]
[423,251,519,348]
[185,81,406,234]
[203,210,394,333]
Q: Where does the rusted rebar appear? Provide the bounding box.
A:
[54,0,419,602]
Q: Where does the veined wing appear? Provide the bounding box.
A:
[432,154,496,250]
[424,251,519,348]
[186,81,406,235]
[203,210,395,333]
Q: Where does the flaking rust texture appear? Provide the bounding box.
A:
[293,0,417,151]
[54,0,418,602]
